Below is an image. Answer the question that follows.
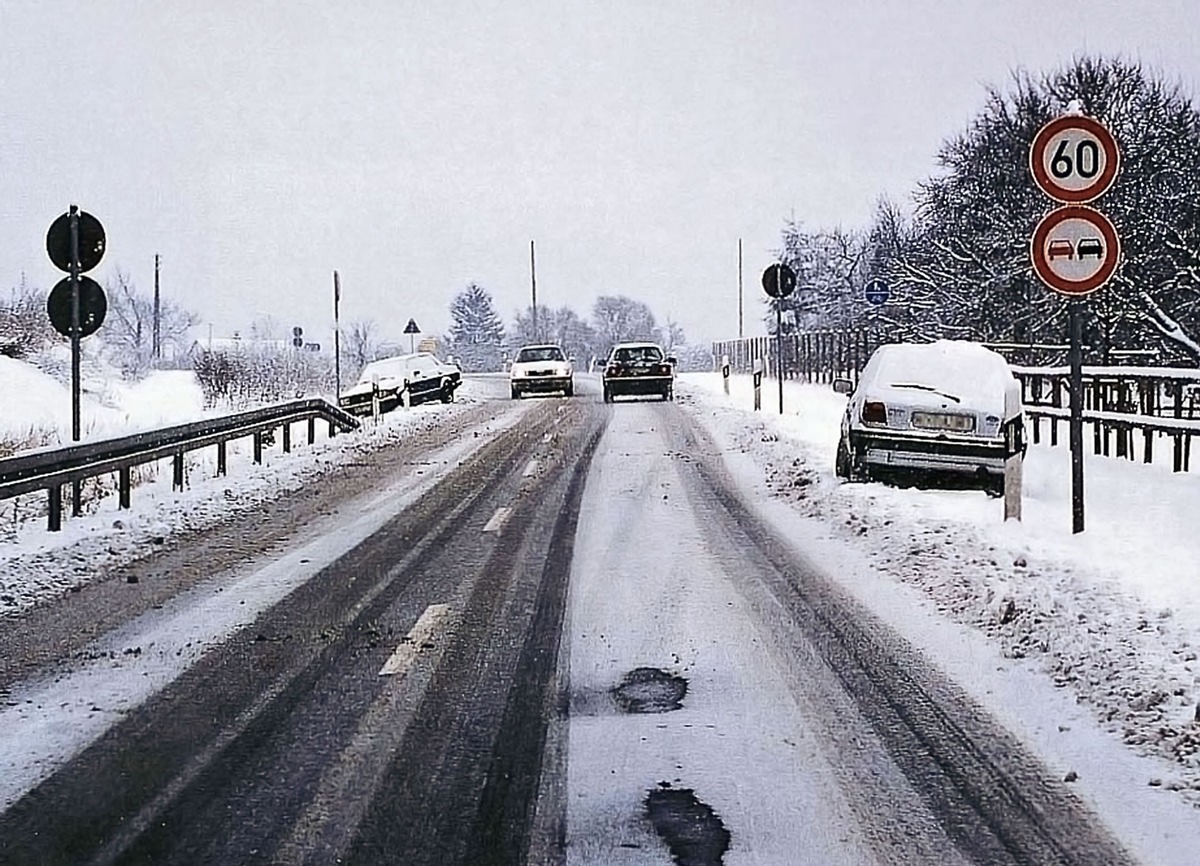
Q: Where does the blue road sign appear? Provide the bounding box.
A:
[864,279,889,306]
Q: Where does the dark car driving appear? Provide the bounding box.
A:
[602,341,675,402]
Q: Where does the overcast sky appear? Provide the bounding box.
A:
[4,0,1200,348]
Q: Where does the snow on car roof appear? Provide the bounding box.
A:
[864,341,1017,407]
[357,353,434,381]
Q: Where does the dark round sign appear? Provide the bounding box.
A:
[761,263,797,298]
[46,211,107,273]
[47,277,107,338]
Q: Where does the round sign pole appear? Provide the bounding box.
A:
[776,299,785,414]
[761,263,797,416]
[1068,300,1086,533]
[1029,114,1121,534]
[68,206,84,516]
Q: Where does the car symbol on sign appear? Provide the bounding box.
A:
[1076,237,1104,259]
[1047,239,1074,261]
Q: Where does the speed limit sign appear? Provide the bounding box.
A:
[1029,115,1120,203]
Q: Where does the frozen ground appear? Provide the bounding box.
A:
[1,361,1199,860]
[679,372,1200,861]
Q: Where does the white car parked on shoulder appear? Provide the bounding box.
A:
[834,340,1024,494]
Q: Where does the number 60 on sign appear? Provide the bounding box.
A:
[1029,115,1120,203]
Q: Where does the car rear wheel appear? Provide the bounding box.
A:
[564,381,574,397]
[602,385,612,403]
[835,433,863,480]
[511,386,521,400]
[440,379,455,403]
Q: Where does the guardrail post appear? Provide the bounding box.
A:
[1144,428,1153,464]
[48,485,62,532]
[308,418,316,445]
[328,420,336,438]
[283,422,292,454]
[72,479,82,517]
[253,431,263,464]
[119,467,131,509]
[173,452,184,490]
[217,441,227,476]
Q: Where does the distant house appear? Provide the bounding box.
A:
[188,337,291,359]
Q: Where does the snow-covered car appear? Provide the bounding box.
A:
[338,352,461,416]
[509,343,574,398]
[834,340,1023,492]
[602,341,675,402]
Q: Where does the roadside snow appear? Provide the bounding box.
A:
[0,370,499,616]
[675,372,1200,858]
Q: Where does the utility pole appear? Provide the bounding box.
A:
[738,238,744,339]
[333,270,342,397]
[530,240,538,342]
[153,254,161,360]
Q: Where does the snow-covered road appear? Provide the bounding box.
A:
[2,368,1200,861]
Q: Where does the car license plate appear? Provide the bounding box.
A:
[911,412,975,432]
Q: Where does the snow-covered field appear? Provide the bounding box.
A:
[2,361,1200,858]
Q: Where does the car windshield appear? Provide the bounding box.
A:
[516,346,565,363]
[613,346,663,363]
[3,6,1193,863]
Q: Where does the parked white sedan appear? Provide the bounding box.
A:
[834,341,1023,494]
[338,352,461,416]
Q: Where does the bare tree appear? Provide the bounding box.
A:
[0,279,54,359]
[103,269,199,375]
[345,318,381,379]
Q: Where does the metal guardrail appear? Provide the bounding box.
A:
[0,398,360,531]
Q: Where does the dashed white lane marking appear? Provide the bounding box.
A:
[483,506,513,533]
[378,604,452,676]
[522,460,540,478]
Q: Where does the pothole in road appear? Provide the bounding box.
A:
[612,667,687,713]
[645,786,731,865]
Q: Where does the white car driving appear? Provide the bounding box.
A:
[509,344,574,398]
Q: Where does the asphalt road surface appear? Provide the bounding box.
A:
[0,380,1135,865]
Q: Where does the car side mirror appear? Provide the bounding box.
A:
[667,356,677,366]
[832,378,853,395]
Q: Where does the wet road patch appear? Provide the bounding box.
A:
[645,786,731,865]
[612,667,688,713]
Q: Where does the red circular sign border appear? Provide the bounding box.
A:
[1029,115,1121,204]
[1030,205,1121,296]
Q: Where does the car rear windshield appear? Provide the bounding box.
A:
[613,346,663,363]
[517,347,565,363]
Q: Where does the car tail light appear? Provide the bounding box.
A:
[606,364,622,377]
[655,363,670,375]
[861,401,888,425]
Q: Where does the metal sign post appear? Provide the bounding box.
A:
[404,318,421,354]
[761,263,797,416]
[333,271,342,398]
[45,206,106,526]
[1068,300,1086,532]
[1028,113,1121,534]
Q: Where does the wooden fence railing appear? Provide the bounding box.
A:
[711,331,1200,472]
